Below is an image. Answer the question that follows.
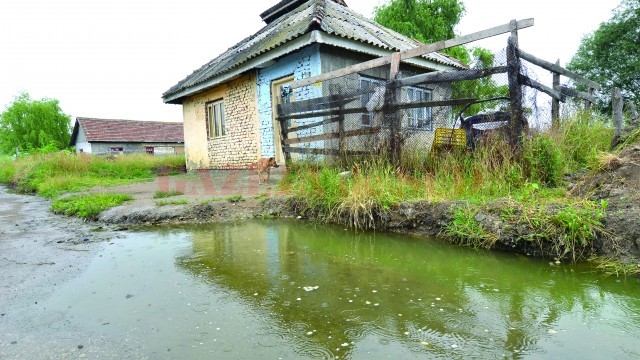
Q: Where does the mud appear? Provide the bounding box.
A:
[0,186,145,359]
[571,144,640,263]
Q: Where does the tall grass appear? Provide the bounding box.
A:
[0,151,185,198]
[281,112,615,228]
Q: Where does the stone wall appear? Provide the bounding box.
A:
[207,73,260,169]
[181,73,260,170]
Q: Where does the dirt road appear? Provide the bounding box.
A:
[0,186,144,359]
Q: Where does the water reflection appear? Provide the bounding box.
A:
[174,220,640,359]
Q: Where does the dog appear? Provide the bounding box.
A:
[257,157,279,185]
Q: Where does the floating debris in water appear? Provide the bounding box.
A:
[451,344,458,348]
[548,329,558,334]
[296,298,302,301]
[404,332,409,335]
[372,290,378,293]
[435,297,441,301]
[253,293,258,296]
[374,303,379,306]
[365,301,371,305]
[341,343,349,347]
[303,286,319,292]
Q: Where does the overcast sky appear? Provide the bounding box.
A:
[0,0,620,123]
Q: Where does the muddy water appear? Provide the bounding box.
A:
[43,220,640,359]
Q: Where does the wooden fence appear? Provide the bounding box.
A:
[278,18,604,163]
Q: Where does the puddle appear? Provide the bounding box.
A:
[43,220,640,359]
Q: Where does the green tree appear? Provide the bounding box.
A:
[373,0,507,116]
[567,0,640,109]
[0,92,72,154]
[374,0,469,62]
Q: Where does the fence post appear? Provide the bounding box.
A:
[506,30,525,146]
[277,104,291,163]
[551,59,560,129]
[628,102,638,125]
[386,52,402,165]
[584,87,594,111]
[612,87,624,148]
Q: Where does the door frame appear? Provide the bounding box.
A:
[271,75,294,164]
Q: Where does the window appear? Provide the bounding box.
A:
[109,147,123,154]
[206,100,226,138]
[145,146,154,155]
[406,87,432,130]
[360,77,385,126]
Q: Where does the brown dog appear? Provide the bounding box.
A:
[257,157,279,185]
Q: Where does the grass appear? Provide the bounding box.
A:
[446,204,497,249]
[0,151,185,198]
[226,195,245,203]
[51,193,133,219]
[153,190,184,199]
[594,258,640,277]
[155,199,188,206]
[280,112,616,260]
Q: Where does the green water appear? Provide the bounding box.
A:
[45,220,640,359]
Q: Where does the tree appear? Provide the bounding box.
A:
[567,0,640,110]
[374,0,469,62]
[374,0,507,116]
[0,92,72,154]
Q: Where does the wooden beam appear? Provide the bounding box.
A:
[395,98,476,110]
[519,74,565,102]
[282,116,342,134]
[398,66,508,87]
[398,18,534,61]
[282,146,370,157]
[277,107,368,121]
[291,19,535,89]
[283,126,383,145]
[277,95,357,115]
[555,85,597,103]
[551,59,560,128]
[518,49,601,90]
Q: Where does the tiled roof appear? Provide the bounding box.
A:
[163,0,465,101]
[70,117,184,145]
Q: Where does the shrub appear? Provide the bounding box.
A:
[51,193,133,219]
[522,134,563,187]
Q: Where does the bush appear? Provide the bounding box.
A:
[51,193,133,219]
[522,134,563,187]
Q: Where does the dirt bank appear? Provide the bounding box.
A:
[0,186,145,359]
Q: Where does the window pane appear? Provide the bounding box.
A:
[214,104,220,137]
[220,102,226,136]
[207,105,214,138]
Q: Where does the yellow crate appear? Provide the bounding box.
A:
[433,128,466,150]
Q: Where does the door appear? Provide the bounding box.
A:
[271,75,294,164]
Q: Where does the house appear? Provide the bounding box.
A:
[70,117,184,155]
[163,0,465,170]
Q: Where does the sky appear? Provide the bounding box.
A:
[0,0,621,123]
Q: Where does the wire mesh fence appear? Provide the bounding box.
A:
[275,41,600,167]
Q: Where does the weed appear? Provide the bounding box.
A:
[155,199,188,206]
[445,204,497,249]
[523,134,564,187]
[153,190,184,199]
[593,258,640,277]
[254,193,268,200]
[0,152,185,198]
[226,195,245,203]
[199,197,222,204]
[51,193,133,219]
